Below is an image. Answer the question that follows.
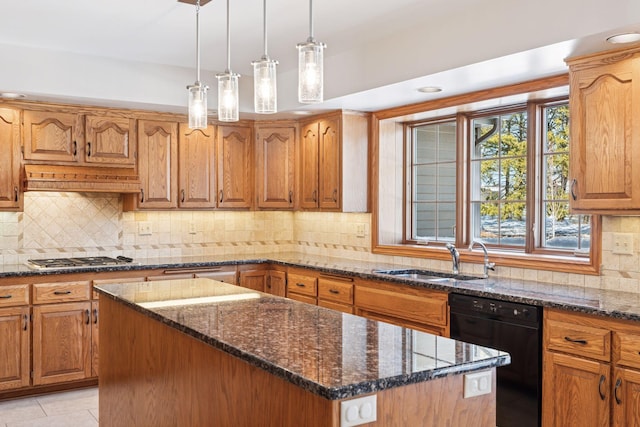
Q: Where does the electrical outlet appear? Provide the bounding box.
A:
[189,222,197,235]
[138,222,152,236]
[340,394,376,427]
[613,233,634,255]
[464,370,492,398]
[355,224,366,238]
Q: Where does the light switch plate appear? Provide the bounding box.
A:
[138,221,152,236]
[340,394,376,427]
[613,233,634,255]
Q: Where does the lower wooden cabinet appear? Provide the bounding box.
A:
[91,301,99,377]
[543,308,640,427]
[32,302,92,385]
[0,306,30,391]
[238,267,268,292]
[286,269,318,304]
[267,270,286,297]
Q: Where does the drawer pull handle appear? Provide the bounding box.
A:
[329,289,340,294]
[54,290,72,295]
[296,283,306,288]
[0,294,12,299]
[85,309,91,325]
[564,336,587,345]
[614,378,622,405]
[598,375,606,401]
[87,142,92,157]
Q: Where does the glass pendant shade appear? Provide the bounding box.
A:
[216,72,239,122]
[297,39,325,104]
[187,83,208,129]
[252,57,278,114]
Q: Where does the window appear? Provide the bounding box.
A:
[403,99,592,259]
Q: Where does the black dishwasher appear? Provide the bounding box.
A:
[449,293,542,427]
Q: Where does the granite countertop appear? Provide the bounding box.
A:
[4,252,640,321]
[94,278,510,400]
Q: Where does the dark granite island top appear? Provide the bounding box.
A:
[95,278,510,427]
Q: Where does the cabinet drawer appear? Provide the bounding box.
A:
[287,273,317,297]
[33,281,91,304]
[546,318,611,361]
[355,283,448,327]
[318,277,353,305]
[0,284,30,307]
[615,331,640,369]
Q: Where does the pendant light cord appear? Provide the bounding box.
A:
[226,0,231,72]
[308,0,314,40]
[263,0,268,57]
[195,0,201,83]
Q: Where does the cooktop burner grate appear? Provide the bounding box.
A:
[26,256,135,270]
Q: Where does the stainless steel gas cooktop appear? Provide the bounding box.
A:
[25,256,135,270]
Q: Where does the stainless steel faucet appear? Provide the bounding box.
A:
[469,240,496,278]
[445,243,460,274]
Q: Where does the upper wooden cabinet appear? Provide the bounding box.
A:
[23,110,136,168]
[178,124,217,209]
[135,119,178,209]
[299,111,369,212]
[84,115,136,167]
[567,46,640,214]
[217,124,253,209]
[0,108,22,210]
[255,124,296,209]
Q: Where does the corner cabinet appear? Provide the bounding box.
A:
[566,46,640,214]
[178,123,217,208]
[299,112,369,212]
[133,119,178,209]
[255,124,296,209]
[217,124,253,209]
[0,107,22,210]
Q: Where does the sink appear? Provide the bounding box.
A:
[373,269,482,282]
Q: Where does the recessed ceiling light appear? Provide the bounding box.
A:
[417,86,442,93]
[291,110,314,115]
[0,92,26,99]
[606,33,640,44]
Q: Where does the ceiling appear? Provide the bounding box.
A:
[1,0,640,119]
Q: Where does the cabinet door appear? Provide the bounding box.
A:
[23,110,81,162]
[85,115,136,167]
[267,270,286,297]
[137,119,178,209]
[256,126,295,209]
[217,125,252,208]
[613,367,640,427]
[542,351,609,427]
[32,302,92,385]
[0,306,30,391]
[239,270,267,292]
[91,301,99,377]
[0,108,21,209]
[178,123,216,208]
[299,122,319,209]
[318,117,341,210]
[568,53,640,212]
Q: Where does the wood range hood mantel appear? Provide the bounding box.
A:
[23,164,141,194]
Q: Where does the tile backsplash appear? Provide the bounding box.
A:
[0,192,638,293]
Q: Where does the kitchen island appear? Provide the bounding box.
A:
[95,278,509,427]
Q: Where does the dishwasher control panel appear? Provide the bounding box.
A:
[449,293,540,325]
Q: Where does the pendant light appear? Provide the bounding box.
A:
[216,0,240,122]
[186,0,208,129]
[296,0,326,104]
[251,0,278,114]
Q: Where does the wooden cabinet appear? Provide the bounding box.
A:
[23,110,81,163]
[91,301,99,377]
[0,108,22,210]
[84,115,136,167]
[255,125,296,209]
[543,308,640,426]
[238,265,268,292]
[32,281,92,385]
[299,112,369,212]
[566,46,640,214]
[135,119,178,209]
[178,123,217,208]
[0,284,30,391]
[286,268,318,305]
[317,273,354,314]
[217,124,253,209]
[354,279,449,336]
[267,269,287,297]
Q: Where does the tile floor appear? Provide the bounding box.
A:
[0,388,98,427]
